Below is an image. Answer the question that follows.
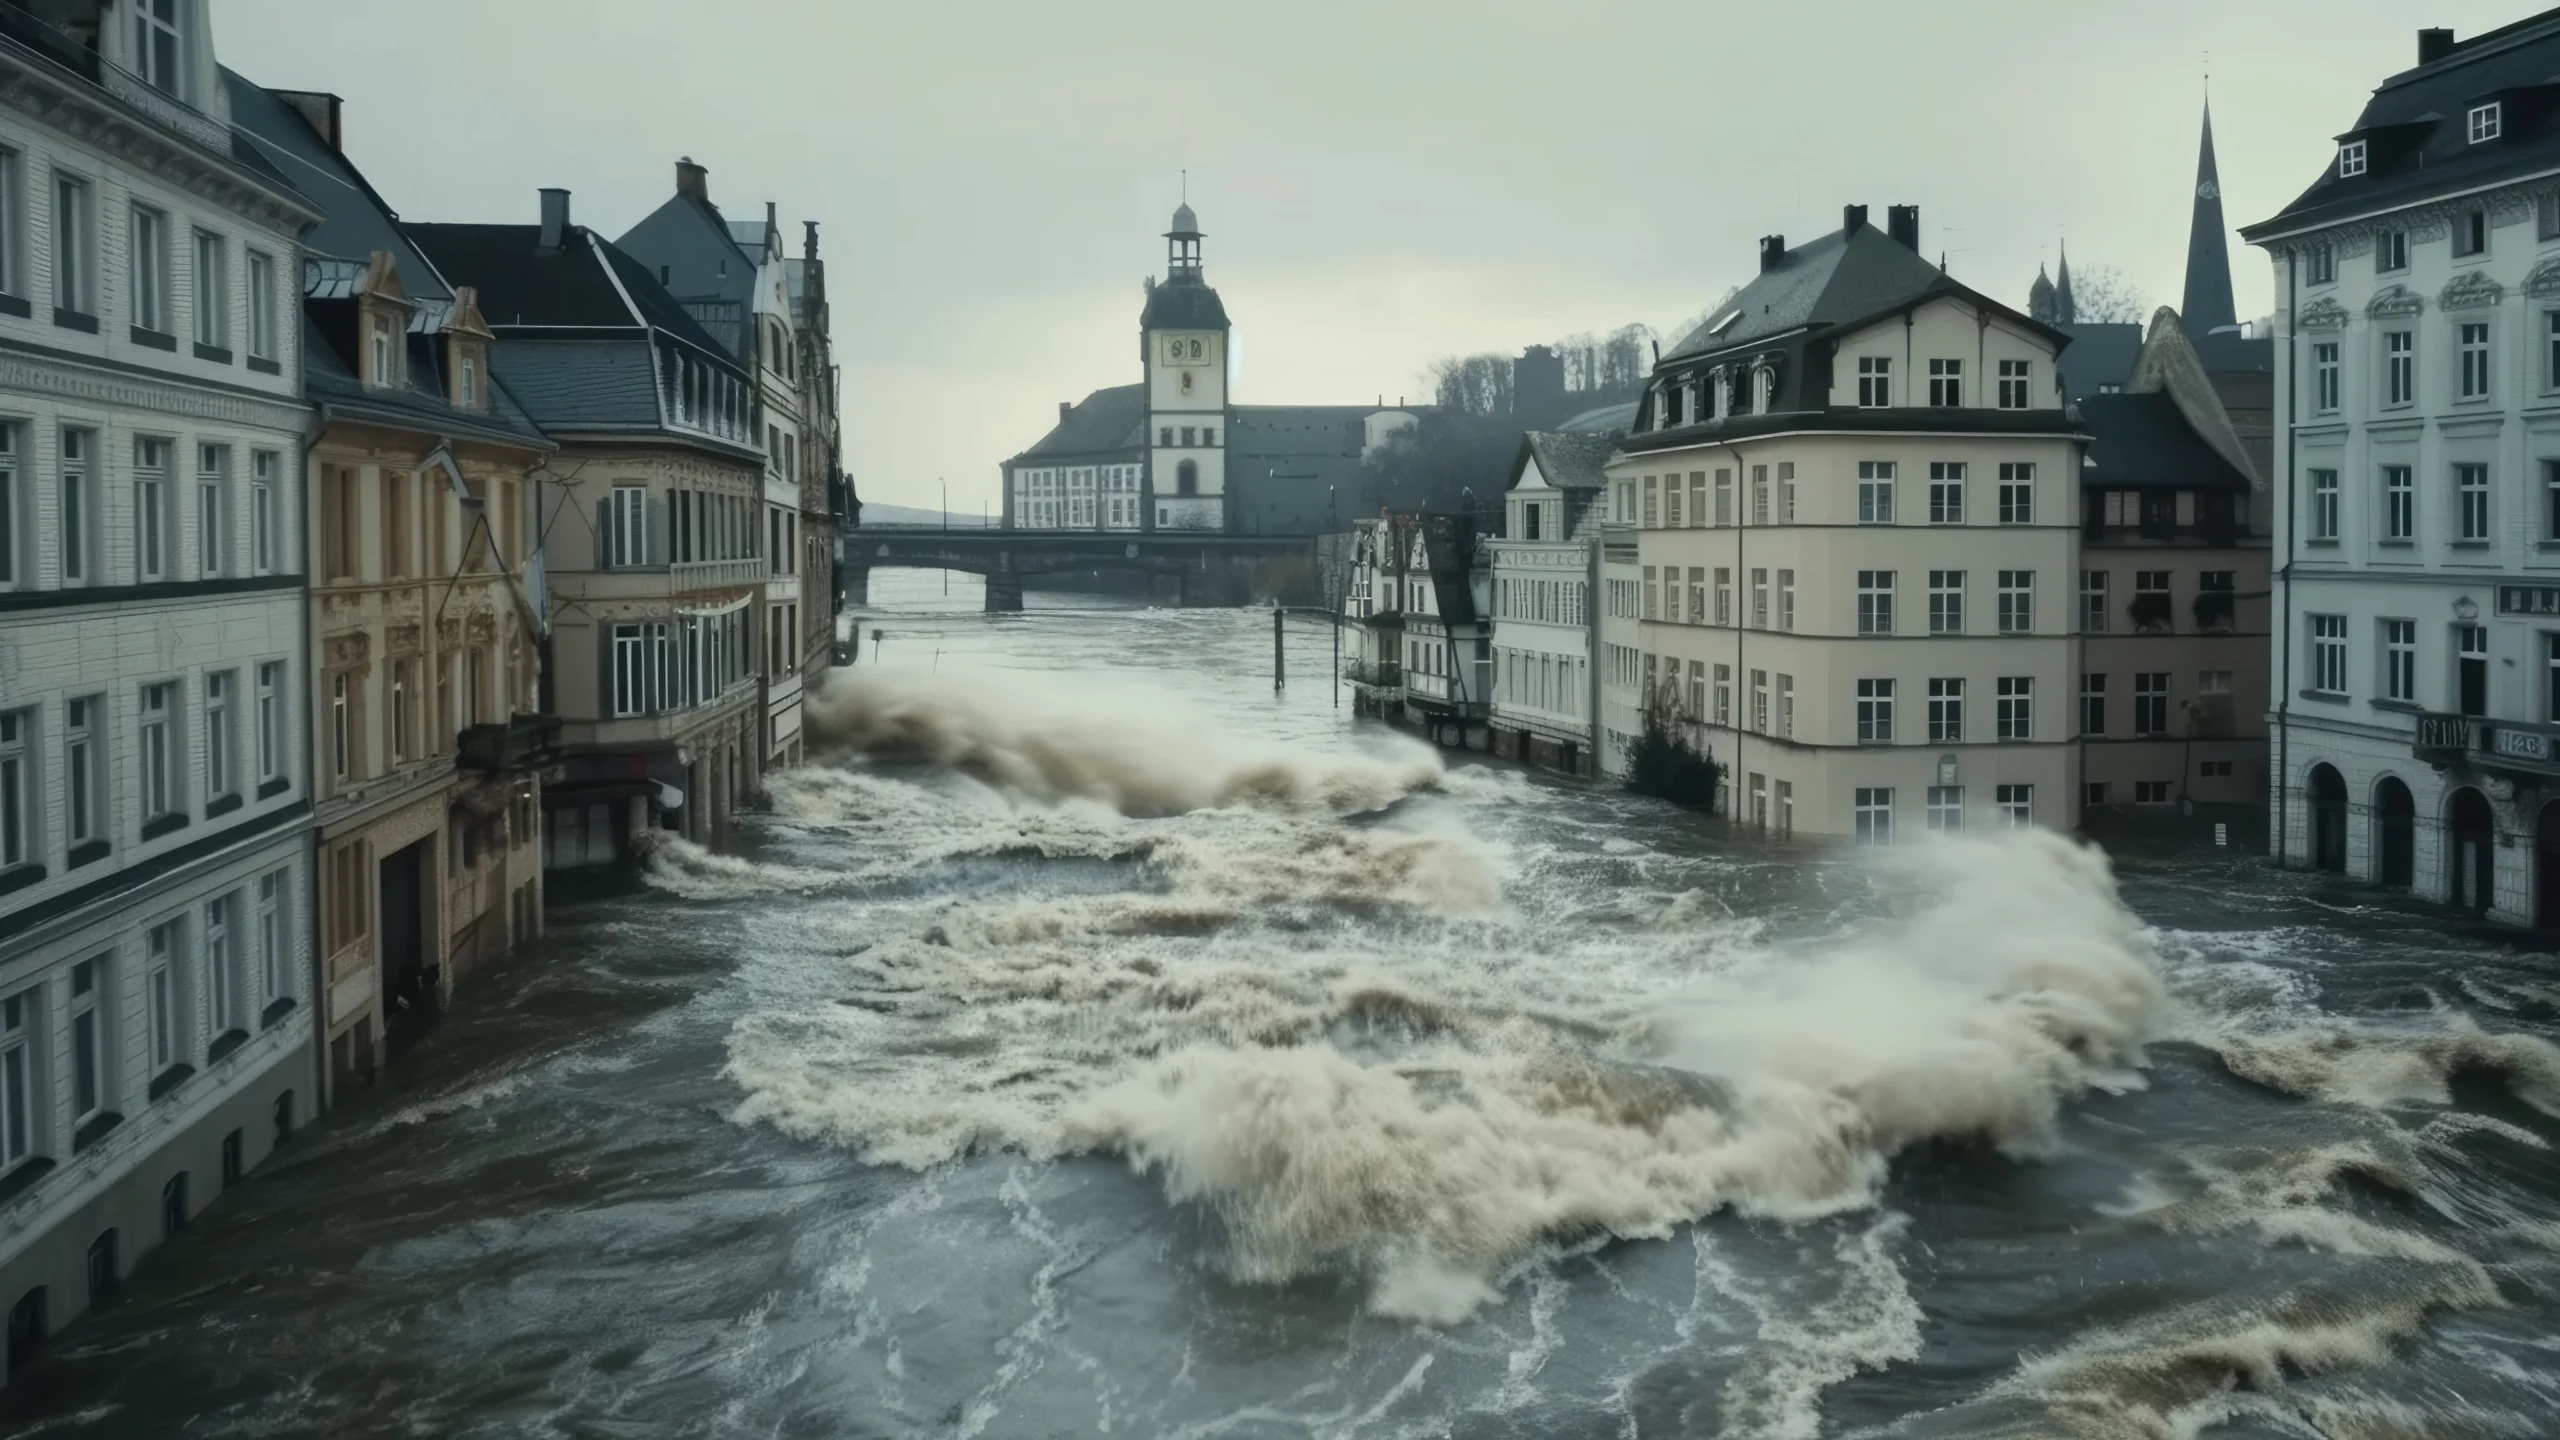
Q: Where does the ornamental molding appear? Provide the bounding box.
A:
[2367,284,2424,319]
[2525,256,2560,299]
[2298,296,2351,331]
[2440,270,2505,310]
[0,353,306,432]
[2278,182,2556,262]
[0,68,314,235]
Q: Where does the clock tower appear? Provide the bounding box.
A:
[1141,202,1231,531]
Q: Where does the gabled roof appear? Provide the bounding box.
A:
[404,222,743,370]
[1510,430,1611,491]
[2055,322,2143,403]
[1663,222,2041,364]
[2080,391,2251,492]
[228,73,447,303]
[1010,384,1147,462]
[2243,9,2560,240]
[301,313,549,447]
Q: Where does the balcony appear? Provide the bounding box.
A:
[458,714,562,775]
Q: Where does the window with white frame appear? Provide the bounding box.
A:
[367,311,395,387]
[131,204,169,333]
[1927,678,1964,742]
[250,451,276,573]
[193,230,226,350]
[2549,634,2560,721]
[2456,463,2490,541]
[2383,331,2414,405]
[2314,342,2340,412]
[65,695,100,847]
[204,669,232,801]
[2337,140,2366,178]
[1777,674,1794,737]
[1751,465,1769,524]
[196,443,227,578]
[1997,462,2034,524]
[0,987,32,1167]
[1997,570,2033,634]
[2306,244,2337,285]
[1751,568,1768,628]
[1928,462,1964,523]
[2459,323,2490,400]
[58,428,92,584]
[1857,355,1890,406]
[2377,230,2408,272]
[52,172,91,313]
[256,661,283,782]
[0,147,19,298]
[256,870,285,1005]
[1750,669,1767,731]
[205,894,238,1036]
[1854,787,1893,846]
[329,672,350,783]
[145,919,182,1076]
[247,251,275,360]
[2456,206,2489,256]
[0,424,16,590]
[1856,678,1895,742]
[1996,676,2033,740]
[2310,614,2348,694]
[134,437,169,582]
[141,680,177,818]
[69,957,104,1119]
[134,0,185,97]
[1714,470,1733,525]
[1857,569,1894,635]
[2310,468,2340,540]
[2383,618,2416,702]
[2081,673,2106,735]
[1996,784,2033,828]
[1858,461,1895,523]
[2383,465,2414,540]
[1777,569,1795,631]
[1712,663,1731,726]
[1928,358,1962,407]
[2546,460,2560,542]
[1929,569,1964,635]
[613,625,646,717]
[2080,570,2108,633]
[1997,359,2030,409]
[1778,461,1796,521]
[0,708,28,870]
[608,485,647,567]
[2470,102,2502,144]
[2135,671,2172,734]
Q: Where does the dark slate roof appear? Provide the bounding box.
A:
[1555,400,1638,434]
[1623,405,2078,454]
[2243,10,2560,239]
[406,223,744,371]
[1228,405,1374,457]
[1514,430,1612,491]
[2080,391,2252,492]
[2056,322,2142,403]
[227,74,446,301]
[1011,384,1146,462]
[2182,103,2238,334]
[1141,279,1229,330]
[477,338,667,430]
[301,314,549,447]
[1664,222,1991,363]
[2191,331,2273,375]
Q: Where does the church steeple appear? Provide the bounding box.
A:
[2054,242,2077,325]
[2182,100,2238,337]
[2029,263,2057,324]
[1165,203,1203,282]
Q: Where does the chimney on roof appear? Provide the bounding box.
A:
[676,156,708,202]
[804,219,820,262]
[1842,203,1868,234]
[1059,401,1072,423]
[538,188,570,253]
[765,200,777,244]
[1886,204,1920,251]
[2417,27,2456,64]
[1759,235,1786,272]
[271,89,342,153]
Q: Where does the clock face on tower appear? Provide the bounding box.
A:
[1160,334,1210,368]
[2196,180,2219,201]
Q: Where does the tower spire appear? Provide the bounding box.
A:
[2055,240,2076,325]
[2182,99,2238,338]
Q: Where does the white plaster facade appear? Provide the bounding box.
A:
[1489,454,1599,774]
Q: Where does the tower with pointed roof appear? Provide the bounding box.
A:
[1142,202,1232,531]
[2182,101,2238,339]
[2028,264,2057,324]
[2053,242,2078,325]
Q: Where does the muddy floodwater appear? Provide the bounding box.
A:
[6,569,2559,1440]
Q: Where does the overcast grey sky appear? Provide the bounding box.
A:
[217,0,2524,513]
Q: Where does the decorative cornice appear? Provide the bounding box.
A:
[0,63,316,235]
[2526,256,2560,300]
[2441,270,2504,311]
[2367,284,2424,319]
[0,352,307,431]
[2299,296,2351,331]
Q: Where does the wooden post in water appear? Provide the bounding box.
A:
[1273,605,1285,690]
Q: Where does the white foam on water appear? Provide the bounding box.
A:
[1713,1213,1925,1440]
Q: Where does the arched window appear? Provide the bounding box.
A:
[1176,460,1199,496]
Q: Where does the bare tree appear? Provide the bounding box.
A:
[2066,265,2147,325]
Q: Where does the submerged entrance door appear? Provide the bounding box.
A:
[379,838,436,1048]
[2450,788,2495,915]
[2376,778,2415,888]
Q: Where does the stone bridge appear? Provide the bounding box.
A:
[840,526,1319,610]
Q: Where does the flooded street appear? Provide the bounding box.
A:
[6,571,2559,1440]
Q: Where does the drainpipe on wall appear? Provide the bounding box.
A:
[2275,249,2299,866]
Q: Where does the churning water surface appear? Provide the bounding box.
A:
[7,569,2560,1440]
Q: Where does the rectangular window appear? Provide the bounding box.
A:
[130,204,168,332]
[196,443,227,578]
[2456,208,2489,258]
[2377,230,2408,272]
[256,661,283,781]
[2456,463,2490,541]
[2383,619,2417,703]
[2384,331,2414,406]
[1921,785,1964,834]
[387,659,409,764]
[2134,671,2171,735]
[1712,664,1732,727]
[1777,674,1794,738]
[0,987,31,1165]
[1858,461,1895,523]
[247,251,275,359]
[146,920,180,1074]
[2306,244,2337,285]
[192,230,226,349]
[66,696,101,846]
[2310,468,2340,540]
[2314,607,2344,691]
[1777,570,1795,631]
[1996,463,2034,524]
[1929,569,1964,635]
[329,672,350,783]
[1927,678,1964,742]
[133,437,168,582]
[2548,634,2560,722]
[2081,673,2106,736]
[1779,461,1795,522]
[1750,669,1768,732]
[1854,788,1893,847]
[1856,678,1895,742]
[1928,358,1962,407]
[1857,355,1891,407]
[2135,570,2172,631]
[2080,570,2108,633]
[141,681,177,818]
[0,424,15,590]
[1856,570,1894,635]
[1686,567,1703,624]
[205,894,236,1036]
[2338,141,2367,178]
[250,452,276,573]
[1928,462,1965,524]
[1640,566,1656,620]
[1713,567,1731,625]
[1642,477,1657,528]
[0,148,18,299]
[1713,471,1733,526]
[1996,676,2033,740]
[613,625,646,717]
[2459,322,2491,400]
[204,670,232,800]
[53,172,89,313]
[1996,784,2033,828]
[609,485,647,567]
[1997,358,2030,409]
[1752,466,1769,525]
[1663,475,1682,528]
[135,0,182,94]
[1997,570,2033,634]
[0,708,27,870]
[70,958,101,1120]
[2549,313,2560,393]
[2384,465,2415,541]
[2314,342,2340,412]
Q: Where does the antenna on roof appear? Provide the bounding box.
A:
[1181,169,1188,204]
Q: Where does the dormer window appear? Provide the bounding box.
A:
[134,0,183,99]
[366,312,396,389]
[2337,140,2367,178]
[2469,102,2502,144]
[451,338,484,410]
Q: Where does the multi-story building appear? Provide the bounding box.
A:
[1612,205,2081,840]
[1341,512,1490,744]
[1488,431,1609,776]
[618,161,825,768]
[0,2,320,1380]
[784,221,847,675]
[2242,13,2560,925]
[229,82,557,1098]
[2078,307,2273,817]
[410,193,766,885]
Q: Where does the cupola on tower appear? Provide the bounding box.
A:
[1140,201,1232,531]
